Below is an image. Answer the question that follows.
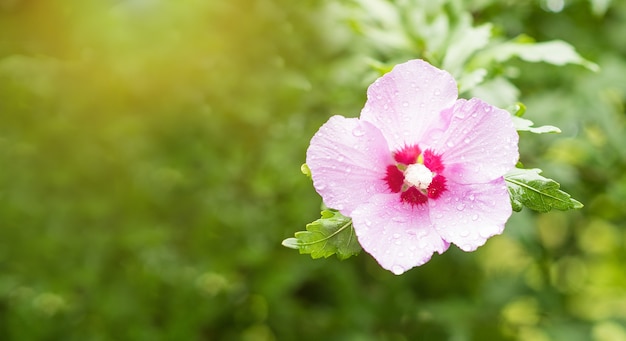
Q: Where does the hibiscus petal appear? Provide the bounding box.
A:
[306,115,393,216]
[429,178,512,252]
[435,98,519,184]
[351,194,449,275]
[360,59,458,152]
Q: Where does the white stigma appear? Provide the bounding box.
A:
[404,163,433,190]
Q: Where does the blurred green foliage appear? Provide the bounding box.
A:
[0,0,625,340]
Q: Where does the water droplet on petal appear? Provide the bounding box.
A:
[484,106,492,113]
[393,233,401,239]
[434,88,441,96]
[446,141,454,148]
[456,203,465,211]
[364,219,372,226]
[352,126,365,137]
[464,138,471,144]
[391,265,405,275]
[455,111,465,119]
[479,229,492,238]
[471,214,479,221]
[392,216,407,223]
[459,229,471,237]
[468,194,475,201]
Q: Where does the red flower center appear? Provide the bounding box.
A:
[383,144,447,206]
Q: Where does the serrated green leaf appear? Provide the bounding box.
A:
[505,168,583,213]
[512,116,561,134]
[282,209,361,260]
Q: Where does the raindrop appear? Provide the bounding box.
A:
[391,265,405,275]
[392,216,407,223]
[446,141,454,148]
[352,126,365,137]
[393,233,401,239]
[434,88,441,96]
[468,194,475,201]
[484,106,492,112]
[456,203,465,211]
[455,111,465,119]
[364,219,372,226]
[394,240,401,245]
[464,138,471,144]
[402,101,409,107]
[479,229,492,238]
[337,156,344,162]
[471,214,479,221]
[459,229,471,237]
[383,104,389,110]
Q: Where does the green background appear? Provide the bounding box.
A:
[1,0,625,340]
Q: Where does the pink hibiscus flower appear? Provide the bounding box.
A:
[306,59,519,274]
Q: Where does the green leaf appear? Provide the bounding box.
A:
[485,37,599,71]
[442,21,492,74]
[281,209,361,260]
[512,116,561,134]
[505,168,583,213]
[301,163,311,179]
[509,102,527,117]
